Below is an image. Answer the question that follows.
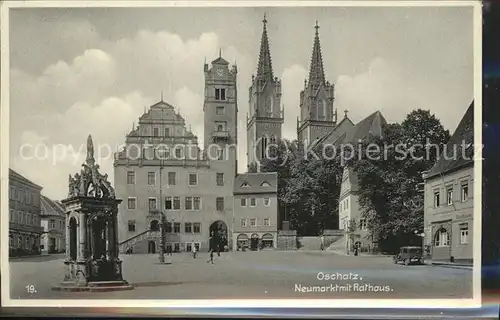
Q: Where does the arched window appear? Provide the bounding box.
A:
[434,228,450,247]
[18,235,22,249]
[150,220,160,231]
[261,136,268,159]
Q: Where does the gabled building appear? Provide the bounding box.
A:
[423,101,474,263]
[40,196,66,254]
[336,111,387,251]
[232,172,278,250]
[8,169,43,256]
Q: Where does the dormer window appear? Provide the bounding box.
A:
[261,181,270,187]
[241,182,250,188]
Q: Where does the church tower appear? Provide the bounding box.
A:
[247,14,284,171]
[297,22,336,146]
[203,52,238,177]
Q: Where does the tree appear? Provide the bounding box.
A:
[350,110,450,253]
[261,141,342,236]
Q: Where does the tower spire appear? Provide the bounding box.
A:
[307,21,326,88]
[256,13,274,81]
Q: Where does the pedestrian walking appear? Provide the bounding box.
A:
[192,243,197,259]
[206,249,214,264]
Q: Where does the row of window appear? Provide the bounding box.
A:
[127,220,202,233]
[9,186,39,206]
[240,197,271,207]
[48,219,65,230]
[9,234,38,249]
[128,171,226,186]
[125,145,225,161]
[240,218,271,227]
[341,218,367,231]
[434,223,469,247]
[128,196,226,211]
[163,242,200,253]
[433,182,469,208]
[127,196,272,211]
[9,209,40,226]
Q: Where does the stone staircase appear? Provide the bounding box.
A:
[118,230,161,253]
[325,235,346,254]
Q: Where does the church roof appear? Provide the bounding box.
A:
[41,195,65,217]
[316,115,355,146]
[316,110,387,148]
[233,172,278,195]
[425,101,474,179]
[307,22,326,88]
[345,110,387,144]
[255,14,274,82]
[9,169,42,190]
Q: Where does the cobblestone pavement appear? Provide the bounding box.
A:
[9,250,472,300]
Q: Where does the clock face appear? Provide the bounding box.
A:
[216,68,224,77]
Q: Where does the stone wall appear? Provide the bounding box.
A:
[322,229,344,247]
[277,230,297,250]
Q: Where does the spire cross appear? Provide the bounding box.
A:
[219,48,222,57]
[263,13,267,25]
[344,109,349,117]
[315,21,320,32]
[161,90,164,101]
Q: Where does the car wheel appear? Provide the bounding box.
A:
[404,259,410,266]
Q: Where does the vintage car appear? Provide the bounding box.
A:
[393,246,424,265]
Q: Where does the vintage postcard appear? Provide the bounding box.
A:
[1,0,482,309]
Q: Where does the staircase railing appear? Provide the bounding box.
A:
[119,230,159,253]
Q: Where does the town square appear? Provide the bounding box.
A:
[5,5,476,301]
[10,250,472,300]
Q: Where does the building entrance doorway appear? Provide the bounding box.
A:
[148,240,156,254]
[209,220,228,251]
[49,237,56,253]
[250,234,259,251]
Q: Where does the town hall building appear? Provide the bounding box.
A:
[115,16,283,254]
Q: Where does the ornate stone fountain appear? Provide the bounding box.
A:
[52,135,133,292]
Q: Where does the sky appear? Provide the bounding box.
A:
[7,5,474,200]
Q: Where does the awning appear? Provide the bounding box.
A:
[262,233,273,240]
[237,234,249,241]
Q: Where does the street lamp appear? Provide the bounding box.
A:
[158,212,166,263]
[414,230,425,258]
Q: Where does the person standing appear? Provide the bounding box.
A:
[207,249,214,264]
[192,242,197,259]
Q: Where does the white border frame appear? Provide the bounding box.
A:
[0,0,482,310]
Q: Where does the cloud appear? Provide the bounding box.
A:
[335,57,425,124]
[10,28,258,199]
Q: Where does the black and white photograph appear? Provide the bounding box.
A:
[1,1,481,305]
